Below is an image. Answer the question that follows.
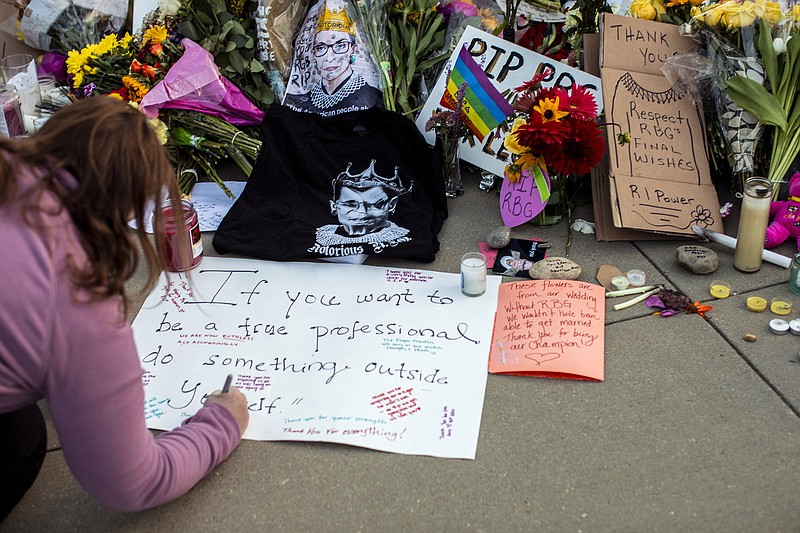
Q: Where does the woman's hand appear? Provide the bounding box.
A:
[205,387,249,436]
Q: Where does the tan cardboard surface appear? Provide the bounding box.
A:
[586,32,679,241]
[599,13,722,237]
[600,13,697,75]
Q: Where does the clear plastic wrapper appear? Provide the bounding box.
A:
[253,0,312,100]
[13,0,127,53]
[664,15,765,184]
[347,0,393,111]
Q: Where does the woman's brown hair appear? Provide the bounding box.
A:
[0,96,182,309]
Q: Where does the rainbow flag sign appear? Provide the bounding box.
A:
[440,45,514,142]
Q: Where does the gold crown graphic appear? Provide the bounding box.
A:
[316,3,355,34]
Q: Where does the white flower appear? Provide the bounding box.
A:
[773,36,788,55]
[158,0,181,16]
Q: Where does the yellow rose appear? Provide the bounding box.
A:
[761,1,783,24]
[630,0,657,20]
[721,3,757,28]
[700,5,725,26]
[652,0,668,18]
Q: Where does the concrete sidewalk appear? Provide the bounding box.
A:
[5,170,800,532]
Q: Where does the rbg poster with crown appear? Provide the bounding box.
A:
[282,0,382,116]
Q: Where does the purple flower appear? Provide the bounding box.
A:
[450,0,478,17]
[83,83,97,97]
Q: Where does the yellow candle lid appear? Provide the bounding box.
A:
[746,296,767,312]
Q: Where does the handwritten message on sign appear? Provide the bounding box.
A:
[415,26,602,179]
[132,256,501,459]
[600,14,722,236]
[488,280,605,381]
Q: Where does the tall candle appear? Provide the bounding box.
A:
[734,177,773,273]
[461,252,487,297]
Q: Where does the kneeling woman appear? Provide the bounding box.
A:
[0,97,249,518]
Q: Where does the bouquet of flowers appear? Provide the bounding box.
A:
[348,0,394,111]
[503,69,607,225]
[424,82,469,197]
[724,10,800,192]
[66,26,183,102]
[675,0,787,191]
[387,0,449,116]
[64,11,264,197]
[628,0,703,25]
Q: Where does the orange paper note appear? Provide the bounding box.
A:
[489,280,605,381]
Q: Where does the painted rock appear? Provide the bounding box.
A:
[675,245,718,274]
[528,257,582,280]
[486,225,511,249]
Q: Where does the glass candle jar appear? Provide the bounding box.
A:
[733,177,773,272]
[461,252,487,297]
[788,253,800,296]
[0,85,26,137]
[154,199,203,272]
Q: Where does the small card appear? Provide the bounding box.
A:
[491,239,548,278]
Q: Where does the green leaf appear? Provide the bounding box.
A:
[726,76,788,130]
[418,52,448,71]
[230,22,246,37]
[228,51,245,74]
[218,11,235,26]
[231,34,248,48]
[416,14,443,53]
[220,20,235,39]
[177,21,200,41]
[757,18,778,94]
[397,21,412,49]
[777,34,800,108]
[195,10,213,26]
[225,41,237,53]
[250,59,265,73]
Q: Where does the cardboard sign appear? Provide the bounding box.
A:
[132,256,501,459]
[488,280,605,381]
[600,14,722,236]
[416,26,602,178]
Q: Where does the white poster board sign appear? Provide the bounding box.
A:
[416,26,603,178]
[132,256,501,459]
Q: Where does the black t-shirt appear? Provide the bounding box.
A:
[213,104,448,262]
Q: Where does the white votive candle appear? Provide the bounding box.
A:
[461,252,487,297]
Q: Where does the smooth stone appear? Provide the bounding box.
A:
[596,263,625,291]
[486,225,511,249]
[528,257,582,280]
[675,245,718,274]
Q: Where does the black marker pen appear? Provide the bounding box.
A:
[222,374,233,394]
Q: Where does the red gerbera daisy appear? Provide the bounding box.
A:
[562,85,598,121]
[513,112,569,154]
[548,117,606,176]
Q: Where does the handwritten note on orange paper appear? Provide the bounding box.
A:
[489,280,605,381]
